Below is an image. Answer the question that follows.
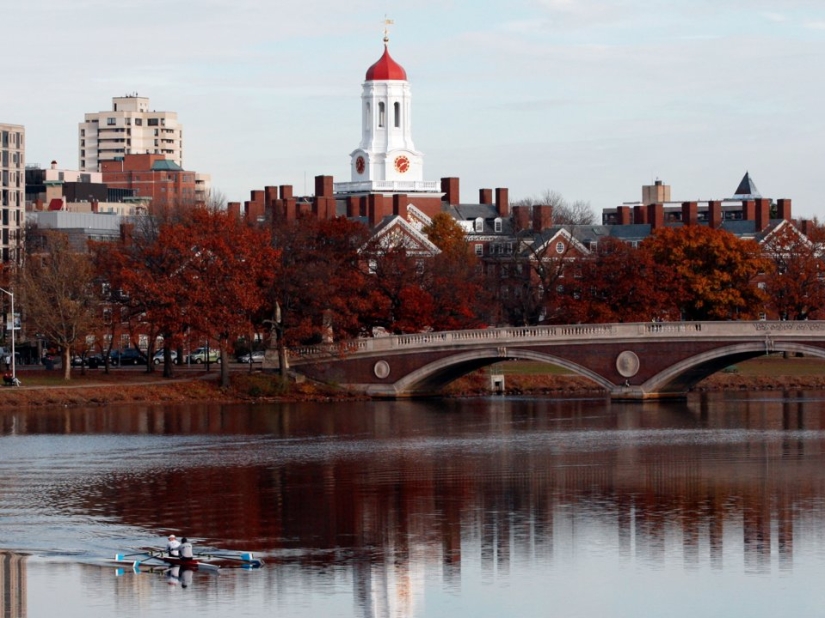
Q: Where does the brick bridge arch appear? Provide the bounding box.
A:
[278,322,825,400]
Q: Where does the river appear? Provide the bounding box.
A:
[2,392,825,617]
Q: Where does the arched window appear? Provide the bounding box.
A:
[378,102,385,128]
[474,217,484,233]
[394,102,401,128]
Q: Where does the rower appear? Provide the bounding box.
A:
[179,537,194,561]
[167,534,181,557]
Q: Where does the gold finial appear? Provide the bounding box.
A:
[382,15,394,44]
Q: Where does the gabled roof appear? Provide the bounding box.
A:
[365,215,440,257]
[731,172,761,200]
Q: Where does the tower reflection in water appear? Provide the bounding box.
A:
[0,552,25,618]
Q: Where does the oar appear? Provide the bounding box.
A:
[114,551,153,561]
[199,551,257,562]
[197,552,264,567]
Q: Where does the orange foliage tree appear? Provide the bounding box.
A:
[761,222,825,320]
[93,208,277,383]
[559,236,676,323]
[641,226,771,320]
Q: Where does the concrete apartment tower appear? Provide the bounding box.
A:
[78,95,183,172]
[0,123,25,264]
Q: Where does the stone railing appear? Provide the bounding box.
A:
[285,321,825,362]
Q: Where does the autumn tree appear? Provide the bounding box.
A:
[558,236,676,323]
[92,216,190,376]
[268,215,372,372]
[20,231,100,379]
[423,213,489,330]
[165,208,277,386]
[641,225,771,321]
[761,223,825,320]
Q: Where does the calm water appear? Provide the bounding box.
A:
[3,393,825,617]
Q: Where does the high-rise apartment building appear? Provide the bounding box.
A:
[78,95,183,172]
[0,123,25,263]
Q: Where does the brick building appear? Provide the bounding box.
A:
[101,154,210,211]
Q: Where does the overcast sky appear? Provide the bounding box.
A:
[3,0,825,218]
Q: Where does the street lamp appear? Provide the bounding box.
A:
[0,287,16,385]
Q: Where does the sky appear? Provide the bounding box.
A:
[3,0,825,218]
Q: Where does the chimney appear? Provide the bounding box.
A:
[648,203,664,230]
[479,188,493,205]
[346,195,360,218]
[441,177,460,205]
[681,201,698,226]
[393,194,408,219]
[495,188,509,217]
[777,199,792,221]
[755,198,771,231]
[633,205,648,224]
[708,200,722,229]
[315,175,333,198]
[532,205,553,231]
[228,202,241,219]
[368,194,387,227]
[617,206,632,225]
[51,160,58,170]
[512,206,530,232]
[742,200,756,222]
[279,185,293,200]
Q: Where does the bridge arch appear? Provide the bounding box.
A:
[640,342,825,397]
[369,348,615,397]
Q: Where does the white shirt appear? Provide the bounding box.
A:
[167,539,181,556]
[179,541,193,559]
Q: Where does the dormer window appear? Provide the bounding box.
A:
[474,218,484,233]
[494,218,503,233]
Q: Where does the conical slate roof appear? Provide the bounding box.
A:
[731,171,761,199]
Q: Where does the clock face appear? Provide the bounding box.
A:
[394,155,410,174]
[355,155,365,175]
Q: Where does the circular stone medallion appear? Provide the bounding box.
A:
[374,360,391,379]
[616,351,640,378]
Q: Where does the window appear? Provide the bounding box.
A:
[394,102,400,128]
[378,103,385,128]
[148,118,159,126]
[134,118,143,126]
[757,281,766,290]
[107,118,116,126]
[555,241,565,254]
[494,218,502,233]
[474,218,484,233]
[474,244,483,256]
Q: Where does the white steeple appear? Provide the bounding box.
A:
[349,32,423,184]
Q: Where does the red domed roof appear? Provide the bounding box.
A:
[365,45,407,81]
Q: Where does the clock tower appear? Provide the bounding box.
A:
[349,33,424,184]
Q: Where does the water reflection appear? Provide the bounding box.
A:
[4,393,825,616]
[0,552,26,617]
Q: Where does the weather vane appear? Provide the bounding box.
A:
[382,15,394,44]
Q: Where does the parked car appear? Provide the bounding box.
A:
[237,350,265,364]
[186,347,221,364]
[110,348,147,366]
[71,354,103,369]
[152,349,178,365]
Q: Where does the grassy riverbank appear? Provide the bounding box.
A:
[1,354,824,409]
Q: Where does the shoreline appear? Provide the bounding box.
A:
[1,358,825,409]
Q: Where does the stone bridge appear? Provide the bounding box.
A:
[270,321,825,400]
